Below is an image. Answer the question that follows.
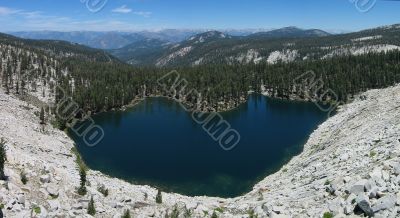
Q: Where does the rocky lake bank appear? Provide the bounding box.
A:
[1,84,400,217]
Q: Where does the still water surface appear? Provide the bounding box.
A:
[69,95,327,197]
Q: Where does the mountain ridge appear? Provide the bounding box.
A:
[125,24,400,67]
[249,26,331,38]
[9,27,331,50]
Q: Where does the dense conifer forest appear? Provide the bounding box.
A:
[1,32,400,129]
[58,50,400,113]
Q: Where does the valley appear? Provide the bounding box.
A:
[0,21,400,217]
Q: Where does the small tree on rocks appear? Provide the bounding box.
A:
[156,189,162,204]
[78,166,87,195]
[40,107,45,124]
[183,207,192,218]
[98,185,109,197]
[0,138,7,180]
[20,171,28,184]
[122,209,131,218]
[87,196,96,216]
[170,205,179,218]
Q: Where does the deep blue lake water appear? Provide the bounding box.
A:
[69,95,327,197]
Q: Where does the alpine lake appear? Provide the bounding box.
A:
[69,95,327,198]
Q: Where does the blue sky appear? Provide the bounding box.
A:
[0,0,399,32]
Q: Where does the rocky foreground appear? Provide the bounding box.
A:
[0,84,399,217]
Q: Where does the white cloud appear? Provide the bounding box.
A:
[133,11,152,18]
[18,11,43,18]
[0,6,20,16]
[112,5,132,14]
[0,5,154,31]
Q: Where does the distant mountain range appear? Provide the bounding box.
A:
[106,27,332,66]
[108,25,400,67]
[8,27,323,50]
[9,30,203,49]
[8,25,400,67]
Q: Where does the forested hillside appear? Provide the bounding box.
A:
[110,24,400,67]
[108,39,172,65]
[1,30,400,129]
[0,33,116,63]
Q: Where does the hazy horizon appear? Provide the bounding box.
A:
[1,0,399,32]
[4,23,396,35]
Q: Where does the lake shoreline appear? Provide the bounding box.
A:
[2,84,400,217]
[70,94,328,197]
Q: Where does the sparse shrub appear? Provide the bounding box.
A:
[87,196,96,216]
[20,171,28,184]
[323,212,334,218]
[257,191,264,201]
[3,181,9,190]
[183,207,192,218]
[324,179,330,186]
[370,150,377,157]
[215,207,224,213]
[170,205,179,218]
[122,209,131,218]
[211,210,218,218]
[33,206,41,214]
[98,185,109,197]
[248,209,257,218]
[156,189,162,204]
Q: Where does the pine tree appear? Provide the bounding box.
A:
[4,73,9,95]
[21,79,26,95]
[0,139,6,180]
[40,107,45,124]
[211,211,218,218]
[16,82,19,94]
[183,207,192,218]
[122,209,131,218]
[87,196,96,216]
[78,166,87,195]
[170,205,179,218]
[156,189,162,204]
